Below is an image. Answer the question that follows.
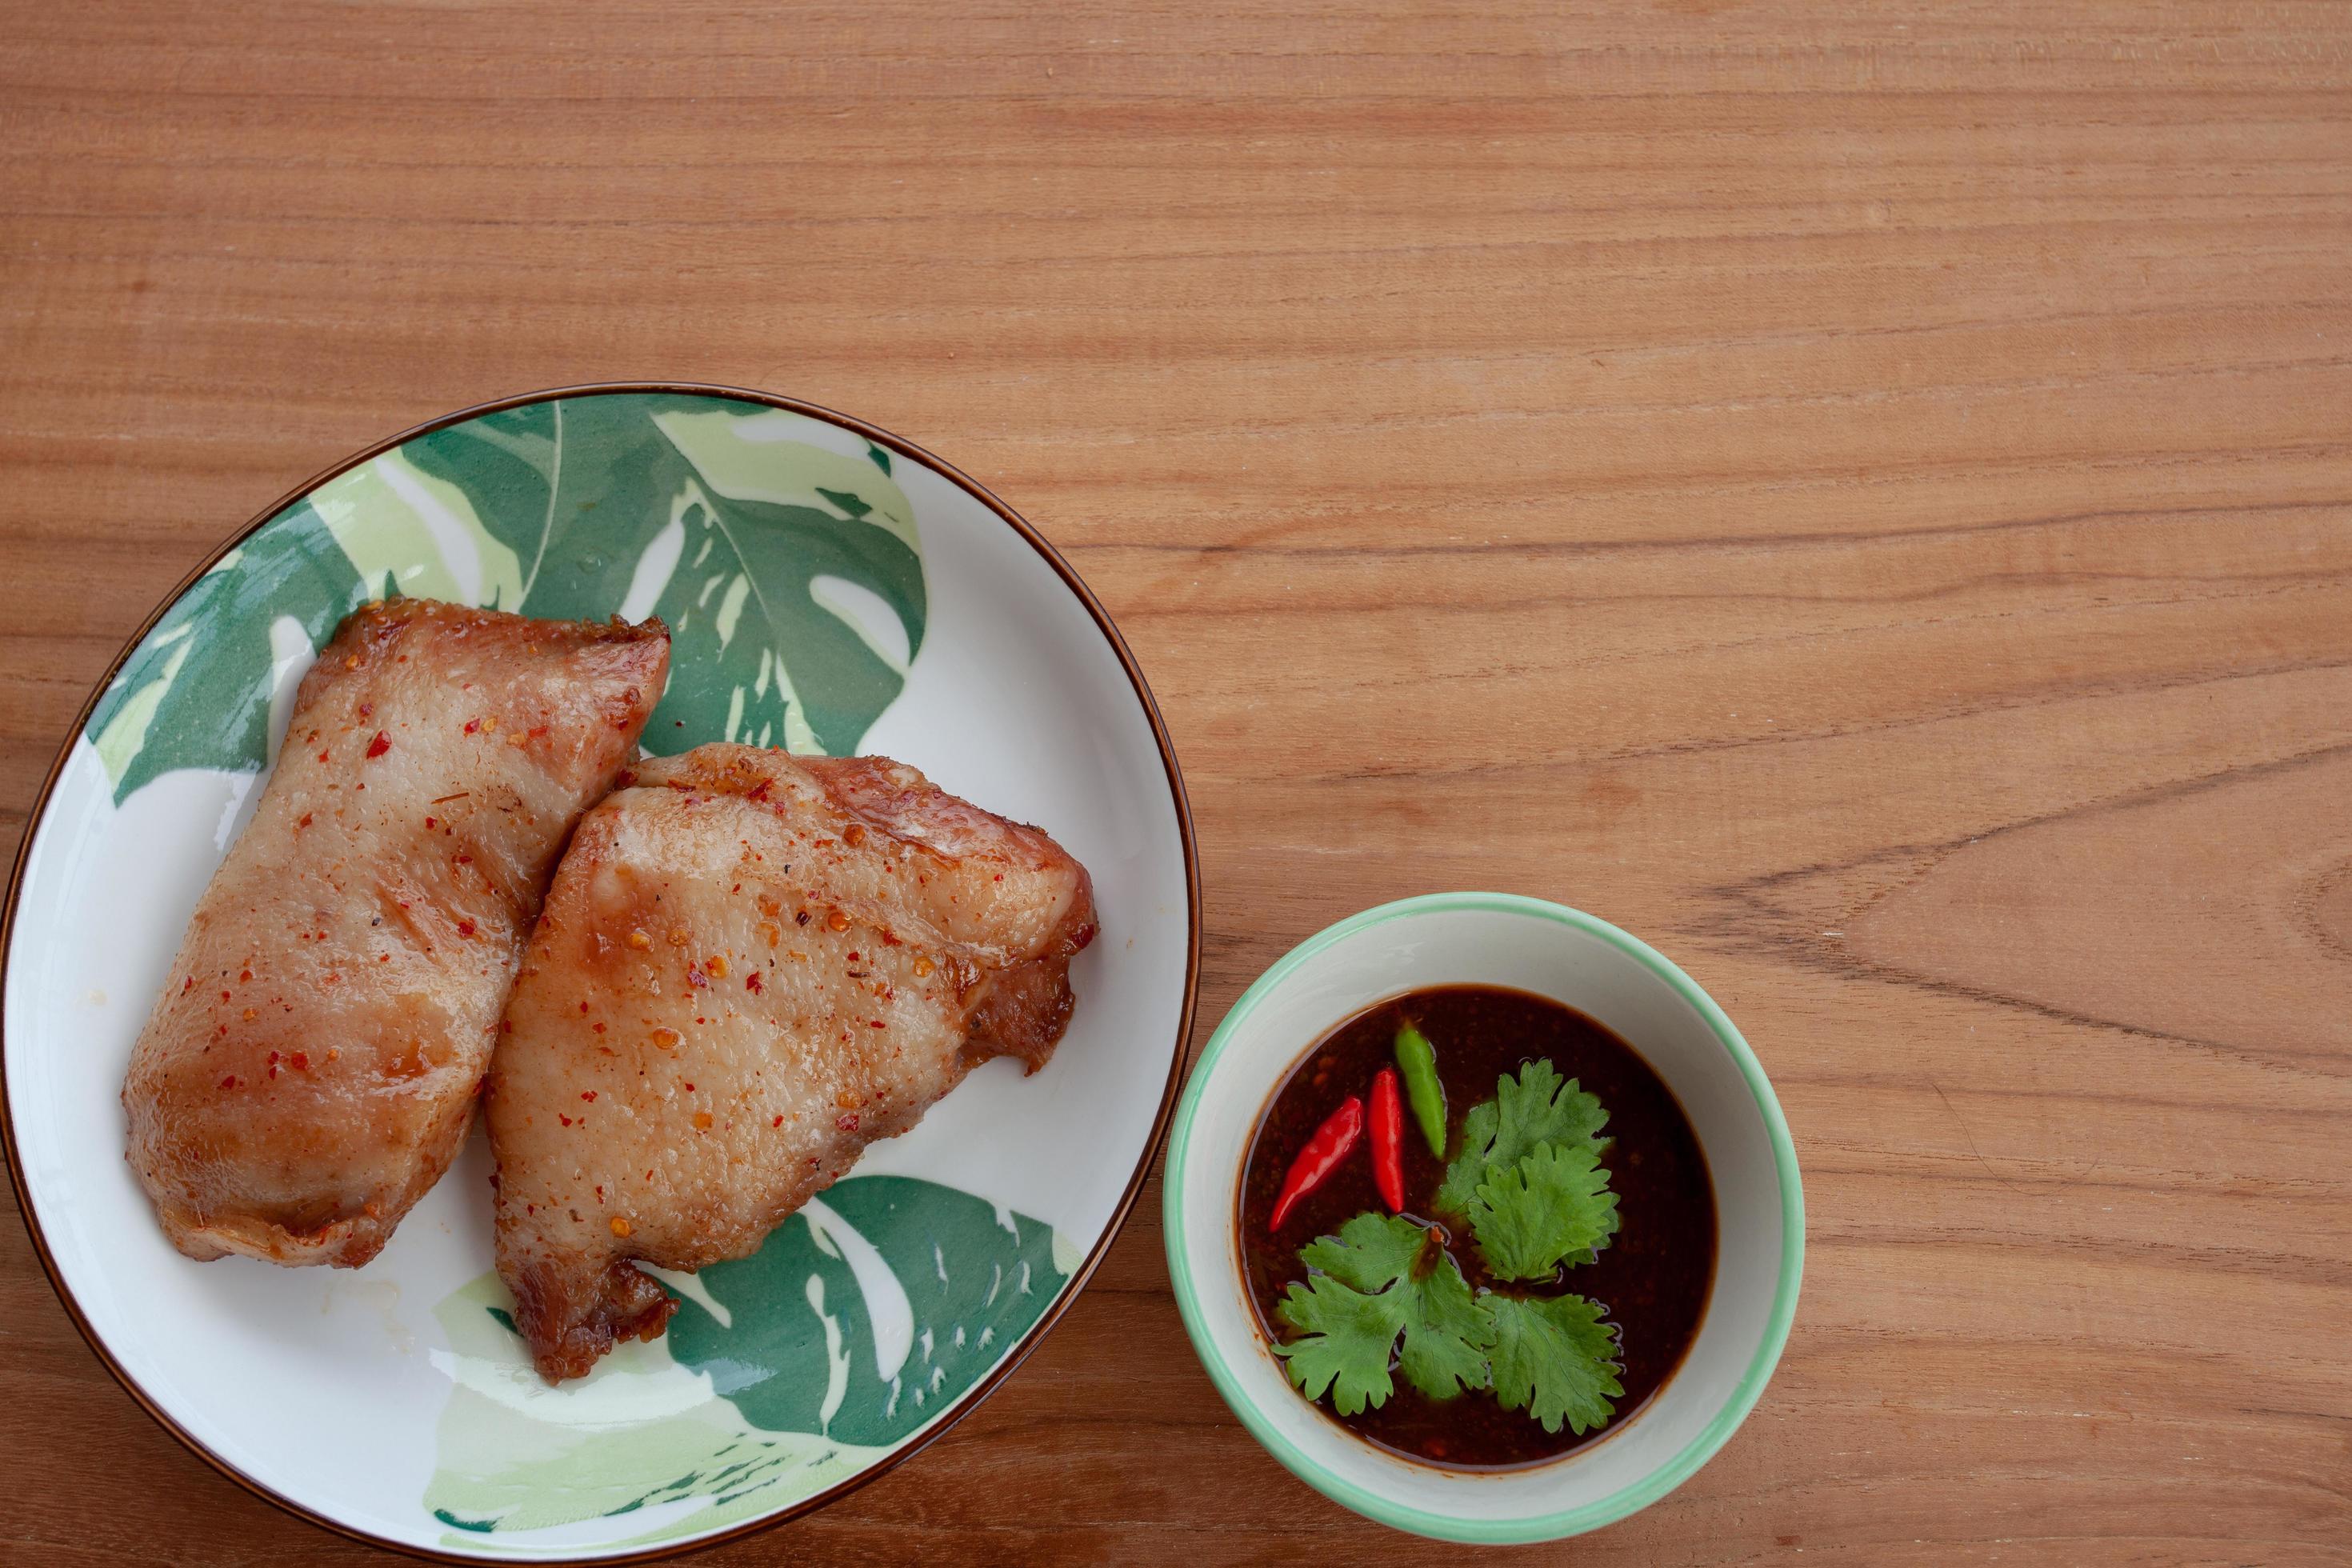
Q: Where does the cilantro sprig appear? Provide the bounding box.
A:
[1434,1058,1607,1215]
[1468,1138,1620,1281]
[1271,1214,1494,1414]
[1269,1060,1630,1440]
[1486,1292,1625,1434]
[1438,1060,1618,1279]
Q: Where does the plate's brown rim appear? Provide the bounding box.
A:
[0,381,1204,1565]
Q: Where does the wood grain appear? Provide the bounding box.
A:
[3,2,2349,1562]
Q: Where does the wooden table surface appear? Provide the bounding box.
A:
[4,3,2349,1562]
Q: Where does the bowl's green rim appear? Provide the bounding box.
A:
[1161,891,1803,1543]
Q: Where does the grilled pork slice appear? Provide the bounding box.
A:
[486,743,1097,1382]
[123,600,669,1267]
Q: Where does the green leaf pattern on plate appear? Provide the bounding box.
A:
[666,1175,1070,1447]
[424,1177,1074,1551]
[86,501,369,804]
[424,1270,886,1550]
[84,392,926,801]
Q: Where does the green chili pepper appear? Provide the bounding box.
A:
[1393,1023,1446,1156]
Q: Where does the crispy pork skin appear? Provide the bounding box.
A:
[486,744,1095,1380]
[123,601,668,1267]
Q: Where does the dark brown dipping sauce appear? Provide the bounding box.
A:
[1238,985,1716,1469]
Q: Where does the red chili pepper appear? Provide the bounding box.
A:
[1270,1095,1363,1231]
[1369,1067,1405,1213]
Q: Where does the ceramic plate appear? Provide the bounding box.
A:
[0,386,1198,1560]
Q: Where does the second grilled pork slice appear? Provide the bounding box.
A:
[486,743,1098,1382]
[124,600,670,1267]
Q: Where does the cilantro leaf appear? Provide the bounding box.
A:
[1485,1292,1624,1435]
[1434,1060,1608,1218]
[1468,1141,1621,1281]
[1390,1240,1495,1401]
[1297,1210,1426,1292]
[1272,1213,1496,1413]
[1271,1273,1412,1416]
